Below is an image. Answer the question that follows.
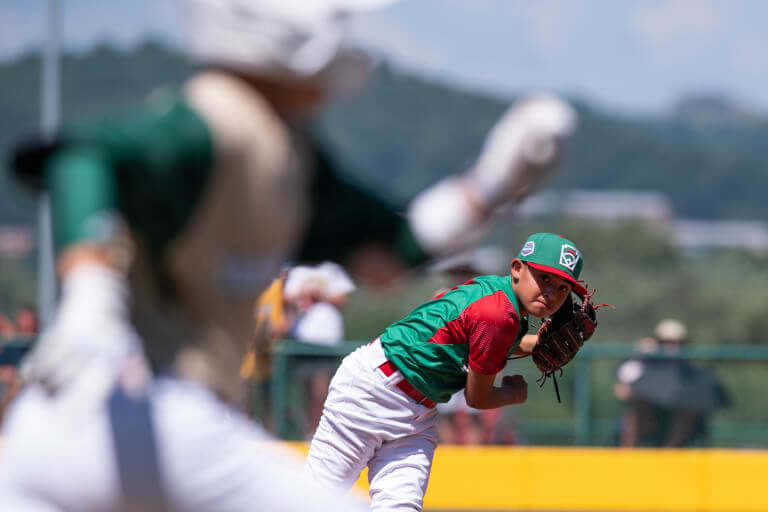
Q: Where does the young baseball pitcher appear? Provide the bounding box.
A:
[305,232,599,511]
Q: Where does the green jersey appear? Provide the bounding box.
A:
[380,275,529,403]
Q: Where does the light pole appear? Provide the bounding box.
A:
[38,0,62,326]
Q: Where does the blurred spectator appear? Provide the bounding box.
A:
[614,319,729,447]
[0,313,17,340]
[240,262,357,435]
[14,307,38,336]
[284,262,356,438]
[240,268,293,427]
[431,247,521,445]
[285,262,356,345]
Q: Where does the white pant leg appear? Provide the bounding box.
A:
[368,427,437,512]
[305,344,385,491]
[142,377,369,512]
[0,485,64,512]
[305,340,438,508]
[304,402,377,491]
[0,374,367,511]
[0,356,129,512]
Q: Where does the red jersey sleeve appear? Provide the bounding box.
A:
[463,291,522,375]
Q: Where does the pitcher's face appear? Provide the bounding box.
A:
[512,261,571,319]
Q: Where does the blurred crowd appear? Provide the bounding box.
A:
[0,307,38,340]
[0,261,732,450]
[236,254,731,449]
[614,319,729,447]
[0,270,731,450]
[235,241,731,449]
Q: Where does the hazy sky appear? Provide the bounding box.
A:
[2,0,767,114]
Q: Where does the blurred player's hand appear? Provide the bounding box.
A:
[501,374,528,404]
[406,94,576,257]
[467,94,577,208]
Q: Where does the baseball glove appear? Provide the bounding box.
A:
[532,289,612,402]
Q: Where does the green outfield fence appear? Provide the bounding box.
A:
[270,340,768,447]
[3,337,768,448]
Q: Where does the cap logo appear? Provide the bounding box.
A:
[521,241,535,257]
[559,244,580,271]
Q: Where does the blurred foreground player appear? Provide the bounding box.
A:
[0,1,577,510]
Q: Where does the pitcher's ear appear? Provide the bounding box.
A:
[510,258,524,281]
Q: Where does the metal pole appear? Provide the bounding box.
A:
[271,343,291,439]
[38,0,62,326]
[573,355,593,445]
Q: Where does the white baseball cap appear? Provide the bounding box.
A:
[182,0,398,94]
[284,261,356,300]
[316,261,356,297]
[654,319,688,342]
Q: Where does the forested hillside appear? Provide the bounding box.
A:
[0,42,197,225]
[2,41,768,345]
[320,67,768,220]
[2,41,768,226]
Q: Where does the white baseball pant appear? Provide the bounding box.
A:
[0,263,366,511]
[305,339,439,511]
[0,372,368,512]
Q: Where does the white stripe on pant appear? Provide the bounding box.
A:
[305,339,439,511]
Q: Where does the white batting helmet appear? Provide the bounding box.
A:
[181,0,398,94]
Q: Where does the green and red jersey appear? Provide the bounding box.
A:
[380,274,529,403]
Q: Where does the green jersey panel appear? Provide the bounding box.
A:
[380,275,528,403]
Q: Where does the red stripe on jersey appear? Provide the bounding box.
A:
[425,290,522,375]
